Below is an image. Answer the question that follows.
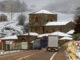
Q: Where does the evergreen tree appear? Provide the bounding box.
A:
[73,7,80,40]
[74,16,80,34]
[18,15,26,26]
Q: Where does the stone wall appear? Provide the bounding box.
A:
[29,14,57,26]
[18,35,37,42]
[44,22,75,33]
[29,13,75,34]
[29,26,44,34]
[29,13,57,34]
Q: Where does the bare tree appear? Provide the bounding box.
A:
[0,0,27,12]
[24,23,28,32]
[18,15,26,26]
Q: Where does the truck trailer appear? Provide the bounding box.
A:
[33,39,41,50]
[47,35,59,52]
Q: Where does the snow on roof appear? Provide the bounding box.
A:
[38,31,71,37]
[67,30,75,34]
[24,32,38,36]
[36,10,53,14]
[38,33,50,37]
[50,31,71,37]
[2,35,18,40]
[60,37,72,40]
[45,21,71,26]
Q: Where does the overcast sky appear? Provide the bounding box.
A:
[1,0,80,13]
[22,0,80,13]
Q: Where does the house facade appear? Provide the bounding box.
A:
[29,10,57,34]
[44,21,75,33]
[28,10,75,34]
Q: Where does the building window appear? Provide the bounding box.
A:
[35,17,38,22]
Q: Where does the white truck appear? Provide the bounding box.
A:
[47,35,59,52]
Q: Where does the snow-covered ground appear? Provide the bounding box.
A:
[0,11,29,37]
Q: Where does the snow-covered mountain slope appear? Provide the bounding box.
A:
[0,11,29,37]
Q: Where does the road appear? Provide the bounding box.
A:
[52,52,67,60]
[25,51,54,60]
[25,51,67,60]
[0,50,54,60]
[0,50,41,60]
[0,50,67,60]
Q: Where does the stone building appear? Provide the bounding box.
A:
[44,21,75,33]
[29,10,57,34]
[29,10,75,34]
[18,32,38,49]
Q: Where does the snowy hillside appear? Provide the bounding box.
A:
[0,11,29,37]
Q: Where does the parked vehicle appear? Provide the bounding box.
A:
[47,35,59,52]
[33,39,41,50]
